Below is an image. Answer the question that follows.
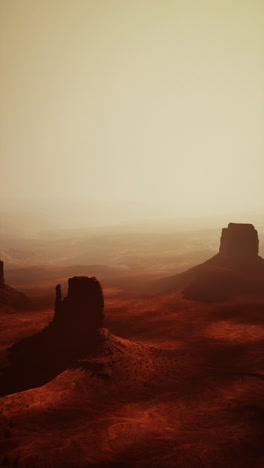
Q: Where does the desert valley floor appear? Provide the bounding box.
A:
[1,286,264,468]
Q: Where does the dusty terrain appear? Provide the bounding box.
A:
[1,227,264,467]
[1,287,264,467]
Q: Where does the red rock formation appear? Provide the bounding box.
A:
[158,223,264,301]
[0,276,105,395]
[0,260,30,312]
[0,260,4,287]
[219,223,259,263]
[53,276,104,333]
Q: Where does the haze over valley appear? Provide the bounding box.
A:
[1,0,264,466]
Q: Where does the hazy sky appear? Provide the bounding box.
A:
[1,0,264,223]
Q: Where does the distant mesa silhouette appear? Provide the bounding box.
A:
[159,223,264,301]
[0,259,4,287]
[0,260,31,312]
[217,223,259,265]
[0,276,105,396]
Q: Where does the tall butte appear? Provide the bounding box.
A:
[0,260,30,312]
[52,276,104,335]
[0,260,4,287]
[158,222,264,301]
[218,223,259,265]
[0,276,105,395]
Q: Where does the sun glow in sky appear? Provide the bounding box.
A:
[1,0,264,223]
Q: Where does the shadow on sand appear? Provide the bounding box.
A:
[0,324,105,396]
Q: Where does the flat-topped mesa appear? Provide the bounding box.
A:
[0,260,4,288]
[219,223,259,262]
[53,276,104,333]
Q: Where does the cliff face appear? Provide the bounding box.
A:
[0,260,30,312]
[53,276,104,333]
[219,223,259,263]
[0,260,4,287]
[158,223,264,301]
[0,276,105,395]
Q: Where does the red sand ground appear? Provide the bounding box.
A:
[1,289,264,467]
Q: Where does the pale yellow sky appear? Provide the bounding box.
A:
[1,0,264,223]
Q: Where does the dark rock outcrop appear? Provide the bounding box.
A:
[0,260,30,312]
[53,276,104,332]
[0,260,4,287]
[218,223,259,264]
[157,223,264,302]
[0,276,105,395]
